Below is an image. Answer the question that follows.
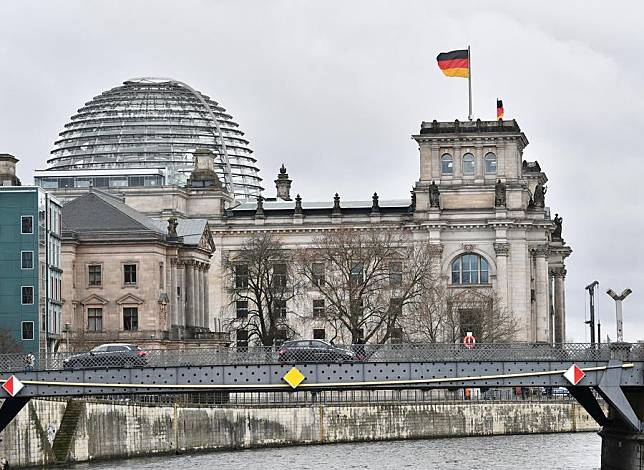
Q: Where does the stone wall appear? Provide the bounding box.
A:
[0,398,599,467]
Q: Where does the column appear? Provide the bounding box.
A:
[177,261,185,328]
[203,265,210,330]
[185,261,194,327]
[493,242,510,306]
[532,245,549,342]
[197,264,205,328]
[553,267,567,343]
[170,258,178,327]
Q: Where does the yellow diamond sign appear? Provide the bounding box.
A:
[283,367,305,389]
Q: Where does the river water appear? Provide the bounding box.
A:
[64,432,600,470]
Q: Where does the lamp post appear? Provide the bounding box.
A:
[585,281,599,345]
[606,288,632,343]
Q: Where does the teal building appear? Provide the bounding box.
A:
[0,155,62,361]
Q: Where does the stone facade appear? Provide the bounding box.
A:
[43,119,572,346]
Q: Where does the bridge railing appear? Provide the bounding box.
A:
[1,342,642,373]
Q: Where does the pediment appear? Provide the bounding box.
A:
[116,293,145,305]
[198,227,216,253]
[80,294,109,306]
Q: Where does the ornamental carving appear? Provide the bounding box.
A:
[530,244,549,257]
[462,243,475,253]
[427,243,444,256]
[549,267,567,278]
[493,242,510,256]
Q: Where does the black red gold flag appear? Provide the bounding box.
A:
[436,50,469,78]
[497,99,504,120]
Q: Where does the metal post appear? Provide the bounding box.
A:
[606,288,632,343]
[467,45,472,121]
[585,281,598,346]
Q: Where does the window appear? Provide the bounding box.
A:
[451,254,490,285]
[123,307,138,331]
[350,263,364,284]
[21,321,34,340]
[236,300,249,318]
[21,216,33,234]
[388,297,403,317]
[275,329,288,347]
[272,263,287,288]
[484,152,497,173]
[313,328,326,340]
[236,329,249,350]
[87,308,103,331]
[391,327,403,344]
[274,299,287,318]
[459,308,483,339]
[88,264,102,287]
[389,261,403,286]
[463,153,475,175]
[441,153,453,174]
[234,264,249,289]
[159,262,164,289]
[21,286,34,305]
[312,262,325,286]
[313,299,325,318]
[21,251,34,269]
[123,264,137,285]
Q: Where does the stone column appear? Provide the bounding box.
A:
[170,258,178,327]
[203,264,210,330]
[192,263,200,328]
[532,245,550,342]
[552,267,567,343]
[177,261,185,328]
[197,264,205,328]
[185,261,194,327]
[493,242,510,306]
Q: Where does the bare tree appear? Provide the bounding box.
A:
[225,232,301,346]
[406,287,518,343]
[298,229,438,344]
[0,329,23,353]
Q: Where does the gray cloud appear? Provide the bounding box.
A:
[0,0,641,341]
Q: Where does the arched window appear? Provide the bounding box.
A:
[484,152,497,173]
[451,253,489,285]
[441,153,453,174]
[462,153,475,175]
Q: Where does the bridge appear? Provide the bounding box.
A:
[1,342,643,469]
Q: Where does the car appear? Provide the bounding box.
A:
[62,343,148,369]
[277,340,357,363]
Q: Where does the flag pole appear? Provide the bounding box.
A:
[468,45,472,121]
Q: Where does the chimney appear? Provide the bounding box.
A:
[0,154,21,186]
[275,164,292,201]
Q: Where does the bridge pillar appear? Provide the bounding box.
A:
[600,389,644,470]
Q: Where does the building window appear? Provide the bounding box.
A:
[463,153,475,175]
[451,253,490,285]
[21,286,34,305]
[389,261,403,286]
[21,216,33,234]
[350,263,364,285]
[313,299,325,318]
[159,262,164,289]
[275,329,288,347]
[389,297,403,316]
[390,327,403,344]
[441,153,453,174]
[87,308,103,331]
[313,328,326,340]
[274,299,287,318]
[123,264,137,285]
[236,300,249,318]
[484,152,497,173]
[88,264,102,287]
[272,263,287,288]
[21,321,34,340]
[312,262,325,286]
[123,307,138,331]
[21,251,34,270]
[234,264,249,289]
[236,329,249,350]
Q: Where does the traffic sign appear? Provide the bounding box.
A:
[563,364,585,385]
[2,375,24,397]
[283,367,305,389]
[463,332,476,349]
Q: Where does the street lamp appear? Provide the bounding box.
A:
[606,288,632,343]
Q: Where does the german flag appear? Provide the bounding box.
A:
[436,49,469,78]
[497,99,504,120]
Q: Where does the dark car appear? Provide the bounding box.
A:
[277,340,356,363]
[63,343,148,369]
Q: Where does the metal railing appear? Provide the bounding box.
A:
[1,342,641,374]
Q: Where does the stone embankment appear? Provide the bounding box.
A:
[0,398,599,467]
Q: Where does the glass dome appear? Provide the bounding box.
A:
[43,78,263,199]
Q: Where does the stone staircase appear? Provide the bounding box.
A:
[51,399,84,463]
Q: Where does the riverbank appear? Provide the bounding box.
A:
[0,397,600,468]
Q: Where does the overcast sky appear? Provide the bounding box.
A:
[1,0,642,342]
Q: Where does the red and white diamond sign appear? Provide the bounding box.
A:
[563,364,585,385]
[2,375,25,397]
